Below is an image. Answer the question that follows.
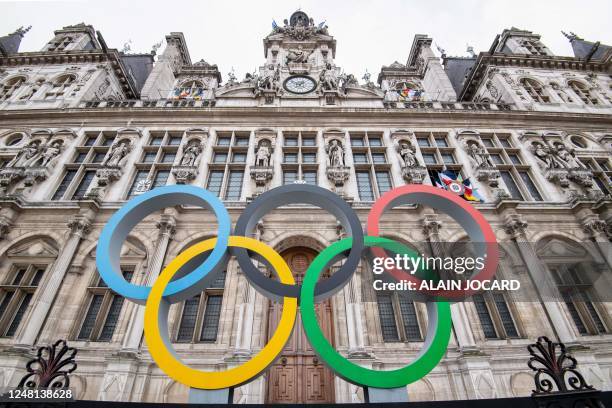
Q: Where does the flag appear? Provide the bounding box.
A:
[462,178,483,202]
[436,171,483,202]
[318,21,326,28]
[272,20,278,30]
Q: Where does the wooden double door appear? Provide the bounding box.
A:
[266,247,335,404]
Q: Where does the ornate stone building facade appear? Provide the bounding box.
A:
[0,12,611,404]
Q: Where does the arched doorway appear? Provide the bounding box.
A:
[265,246,335,404]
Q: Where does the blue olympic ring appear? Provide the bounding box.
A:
[96,185,231,304]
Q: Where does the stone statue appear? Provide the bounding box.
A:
[554,143,584,170]
[242,72,256,84]
[319,63,338,92]
[339,73,358,94]
[38,140,63,167]
[255,141,271,167]
[466,141,494,168]
[532,142,559,169]
[398,141,419,168]
[326,139,345,167]
[256,65,280,95]
[179,141,202,167]
[7,140,41,168]
[102,140,129,167]
[227,70,237,86]
[286,45,313,64]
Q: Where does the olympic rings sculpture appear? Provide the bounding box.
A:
[96,183,498,390]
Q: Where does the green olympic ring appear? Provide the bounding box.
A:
[300,236,452,389]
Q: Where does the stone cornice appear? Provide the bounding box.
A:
[0,106,611,131]
[0,50,139,99]
[460,53,610,101]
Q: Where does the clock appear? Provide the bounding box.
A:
[284,75,317,94]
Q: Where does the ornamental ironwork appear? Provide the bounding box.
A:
[18,340,78,389]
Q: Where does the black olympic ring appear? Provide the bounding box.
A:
[232,183,364,302]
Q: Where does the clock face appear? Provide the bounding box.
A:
[284,75,317,94]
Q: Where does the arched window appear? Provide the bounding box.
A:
[520,78,549,103]
[45,75,75,99]
[76,238,146,342]
[569,81,599,105]
[0,76,26,101]
[172,80,205,100]
[537,236,609,335]
[0,237,56,338]
[173,245,226,343]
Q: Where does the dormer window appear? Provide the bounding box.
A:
[172,80,205,100]
[48,36,73,52]
[45,74,76,99]
[569,81,599,105]
[520,78,549,103]
[521,39,547,55]
[0,76,26,101]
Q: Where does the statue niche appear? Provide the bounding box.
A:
[395,138,426,184]
[95,138,132,188]
[325,138,350,196]
[463,139,503,193]
[172,138,204,184]
[250,138,274,196]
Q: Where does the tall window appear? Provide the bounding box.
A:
[472,292,520,339]
[206,131,248,200]
[127,131,182,198]
[578,156,611,196]
[77,268,134,341]
[0,76,26,101]
[569,81,599,105]
[479,133,543,201]
[0,264,47,337]
[415,132,461,186]
[376,292,423,342]
[350,131,391,201]
[45,75,75,99]
[176,271,226,343]
[281,131,318,185]
[52,131,119,200]
[520,78,549,103]
[548,264,608,335]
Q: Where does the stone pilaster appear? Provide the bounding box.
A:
[422,214,478,351]
[121,213,176,353]
[580,215,612,271]
[14,215,91,348]
[503,214,578,345]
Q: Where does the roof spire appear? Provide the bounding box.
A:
[561,31,583,42]
[13,26,32,37]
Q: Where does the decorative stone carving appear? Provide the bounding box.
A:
[0,215,11,240]
[462,139,501,189]
[286,46,313,64]
[6,140,42,168]
[325,138,350,194]
[319,63,339,93]
[255,64,281,98]
[172,139,203,184]
[503,215,528,239]
[395,139,426,184]
[422,215,442,237]
[96,139,132,187]
[132,178,152,195]
[580,216,606,236]
[250,138,274,196]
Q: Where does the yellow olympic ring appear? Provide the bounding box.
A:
[144,236,297,389]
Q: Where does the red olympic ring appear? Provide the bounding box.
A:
[366,184,499,300]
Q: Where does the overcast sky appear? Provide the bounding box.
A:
[1,0,610,83]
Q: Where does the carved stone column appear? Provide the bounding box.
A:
[580,215,612,271]
[121,214,176,353]
[421,214,477,351]
[503,214,578,345]
[14,215,91,348]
